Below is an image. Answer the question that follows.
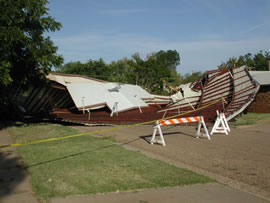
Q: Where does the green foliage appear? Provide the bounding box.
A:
[57,59,108,80]
[0,0,63,89]
[253,51,270,71]
[0,61,12,86]
[180,71,204,84]
[218,51,270,70]
[57,50,182,94]
[152,50,180,72]
[0,0,63,120]
[106,58,132,83]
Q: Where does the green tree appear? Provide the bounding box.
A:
[57,59,111,81]
[144,50,181,93]
[127,53,145,85]
[253,51,270,71]
[107,58,134,83]
[0,0,63,89]
[148,50,180,72]
[0,0,63,119]
[218,51,270,71]
[56,50,182,94]
[181,71,203,84]
[57,61,86,75]
[218,57,239,69]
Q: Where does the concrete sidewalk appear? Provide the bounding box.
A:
[51,183,269,203]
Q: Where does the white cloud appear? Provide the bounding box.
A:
[52,32,270,74]
[241,23,266,34]
[101,8,146,15]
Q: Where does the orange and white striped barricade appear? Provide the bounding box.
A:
[151,116,211,146]
[211,110,230,135]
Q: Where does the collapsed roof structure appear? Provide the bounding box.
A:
[15,66,259,124]
[161,65,260,121]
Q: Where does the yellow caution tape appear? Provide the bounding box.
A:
[0,98,224,149]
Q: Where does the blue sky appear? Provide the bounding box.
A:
[47,0,270,74]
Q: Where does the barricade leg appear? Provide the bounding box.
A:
[196,122,202,138]
[221,113,230,132]
[151,127,157,144]
[196,117,211,140]
[151,125,166,146]
[157,125,166,146]
[210,115,220,135]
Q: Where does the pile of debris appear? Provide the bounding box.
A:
[13,66,259,124]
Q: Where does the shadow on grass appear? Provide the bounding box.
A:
[0,120,85,131]
[25,128,196,169]
[0,150,27,200]
[0,121,25,131]
[25,137,141,169]
[0,125,28,200]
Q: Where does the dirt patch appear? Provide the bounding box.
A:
[73,123,270,200]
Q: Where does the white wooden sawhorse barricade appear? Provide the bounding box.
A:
[210,110,230,135]
[151,116,211,146]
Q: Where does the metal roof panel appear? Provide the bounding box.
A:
[66,83,153,112]
[249,71,270,85]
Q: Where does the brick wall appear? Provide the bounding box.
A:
[248,86,270,113]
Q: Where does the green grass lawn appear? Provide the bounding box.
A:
[230,112,270,126]
[8,123,214,201]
